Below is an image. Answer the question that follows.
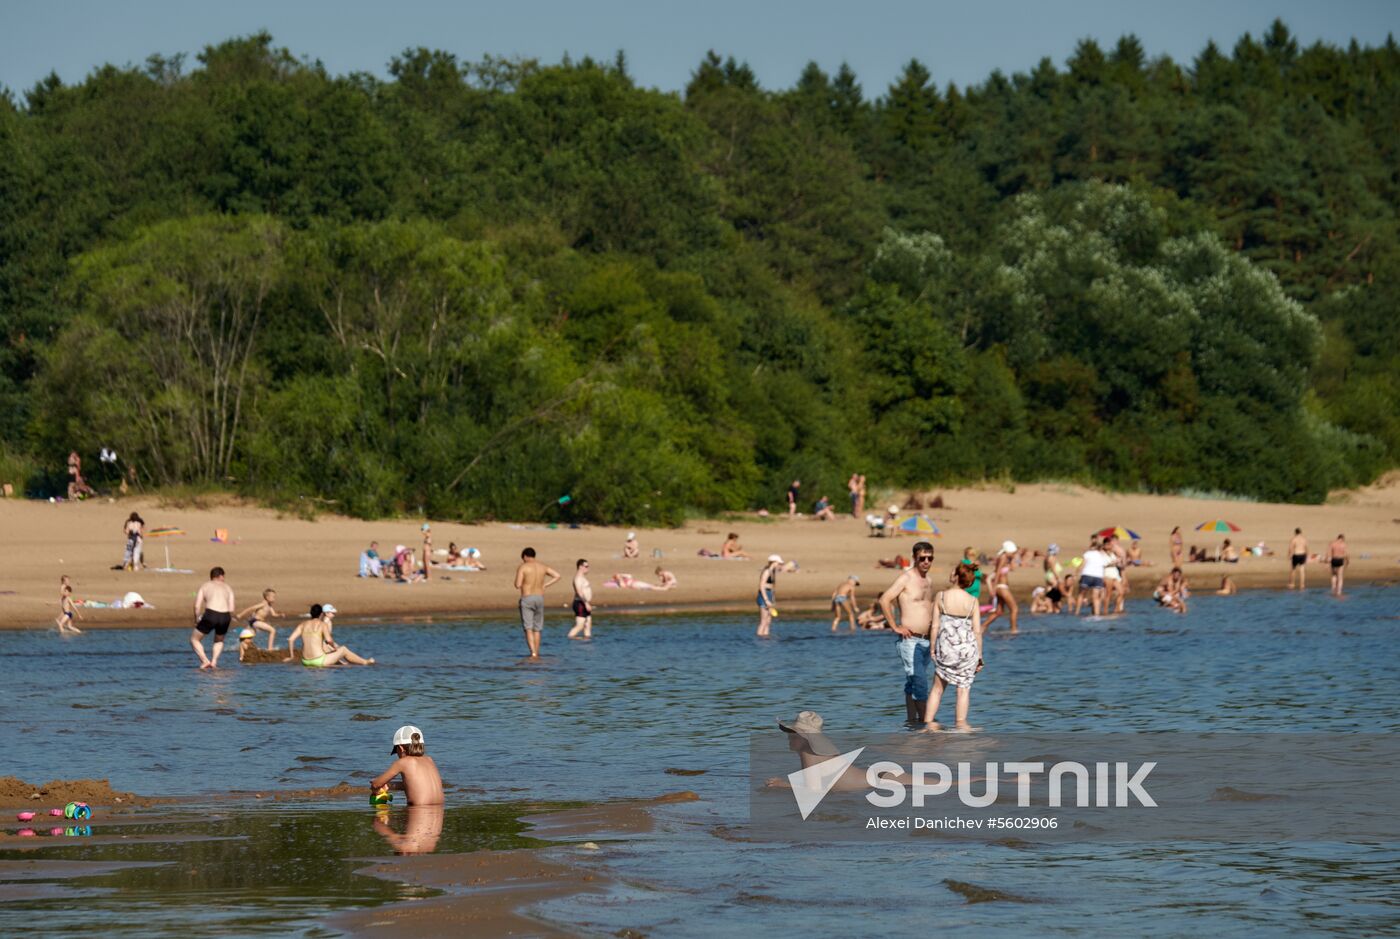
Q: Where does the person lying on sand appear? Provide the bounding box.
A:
[370,725,443,806]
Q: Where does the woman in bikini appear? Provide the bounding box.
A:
[980,541,1020,633]
[285,604,374,667]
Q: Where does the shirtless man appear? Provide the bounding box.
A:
[514,547,561,658]
[567,559,594,640]
[1288,528,1308,590]
[878,541,936,723]
[191,567,235,669]
[1328,534,1348,597]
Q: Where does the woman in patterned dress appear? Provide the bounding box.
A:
[923,562,983,730]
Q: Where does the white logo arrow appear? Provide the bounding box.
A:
[788,748,865,820]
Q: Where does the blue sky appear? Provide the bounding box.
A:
[2,0,1396,98]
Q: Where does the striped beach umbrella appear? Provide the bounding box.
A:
[1195,520,1242,533]
[1094,526,1142,541]
[897,515,941,535]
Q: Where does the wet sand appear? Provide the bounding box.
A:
[0,774,698,937]
[2,480,1398,629]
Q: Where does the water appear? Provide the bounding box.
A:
[2,587,1398,935]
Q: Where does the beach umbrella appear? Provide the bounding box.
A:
[1094,526,1142,541]
[897,515,941,535]
[145,526,191,573]
[1195,520,1242,533]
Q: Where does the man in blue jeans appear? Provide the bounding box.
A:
[878,541,936,723]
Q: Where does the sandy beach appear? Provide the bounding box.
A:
[2,481,1398,630]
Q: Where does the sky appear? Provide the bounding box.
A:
[2,0,1397,98]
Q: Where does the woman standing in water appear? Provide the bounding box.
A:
[923,562,983,730]
[981,540,1020,633]
[755,555,783,637]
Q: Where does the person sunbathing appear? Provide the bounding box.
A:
[443,542,464,566]
[720,534,750,559]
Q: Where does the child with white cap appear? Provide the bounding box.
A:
[370,725,443,806]
[623,531,640,559]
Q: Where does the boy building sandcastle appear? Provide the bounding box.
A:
[370,725,444,805]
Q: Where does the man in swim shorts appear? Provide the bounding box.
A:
[878,541,936,723]
[514,547,561,659]
[1288,528,1308,590]
[191,566,235,669]
[567,559,594,640]
[1328,534,1348,598]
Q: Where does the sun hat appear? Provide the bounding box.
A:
[321,603,338,615]
[768,554,784,564]
[888,505,899,515]
[421,523,431,532]
[777,711,840,757]
[391,725,423,753]
[1001,540,1018,555]
[238,628,255,639]
[466,547,481,557]
[394,544,406,554]
[1048,543,1060,555]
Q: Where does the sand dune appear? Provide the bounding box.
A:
[2,481,1396,630]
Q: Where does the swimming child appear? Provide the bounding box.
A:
[235,588,283,650]
[370,725,444,806]
[55,583,82,635]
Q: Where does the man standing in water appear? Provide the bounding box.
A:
[514,547,560,658]
[1288,528,1308,590]
[567,559,594,640]
[1328,534,1348,597]
[191,567,235,669]
[878,541,936,723]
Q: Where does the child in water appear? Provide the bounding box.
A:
[56,583,83,635]
[370,725,443,806]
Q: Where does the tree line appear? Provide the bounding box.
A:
[1,20,1396,522]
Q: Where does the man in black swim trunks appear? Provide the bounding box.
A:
[191,566,236,670]
[1287,528,1308,590]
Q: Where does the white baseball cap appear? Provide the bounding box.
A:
[392,725,423,752]
[238,628,255,639]
[627,531,636,539]
[321,603,338,614]
[1001,541,1018,555]
[768,554,783,564]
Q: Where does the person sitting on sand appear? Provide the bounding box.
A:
[1128,540,1147,567]
[813,496,836,521]
[236,628,284,663]
[1215,575,1237,595]
[720,533,749,559]
[623,532,640,559]
[1220,539,1239,563]
[830,575,860,631]
[655,566,677,589]
[458,547,486,571]
[443,542,464,566]
[361,541,384,578]
[285,603,374,667]
[235,587,282,651]
[370,725,443,806]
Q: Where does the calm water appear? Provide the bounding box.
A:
[2,586,1398,935]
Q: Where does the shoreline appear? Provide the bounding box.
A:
[0,774,694,937]
[3,482,1397,631]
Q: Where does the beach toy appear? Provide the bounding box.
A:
[371,786,392,806]
[65,826,91,837]
[64,802,91,820]
[15,812,34,822]
[48,808,63,816]
[17,829,35,837]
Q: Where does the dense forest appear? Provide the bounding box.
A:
[1,20,1397,522]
